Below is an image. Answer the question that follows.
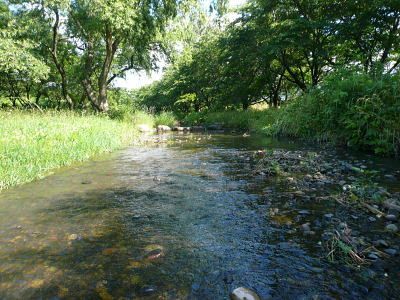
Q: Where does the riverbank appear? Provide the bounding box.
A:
[0,110,137,191]
[180,72,400,157]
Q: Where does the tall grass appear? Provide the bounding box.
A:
[0,110,137,191]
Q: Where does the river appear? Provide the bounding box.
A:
[0,133,399,299]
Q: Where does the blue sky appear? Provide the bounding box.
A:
[114,0,247,90]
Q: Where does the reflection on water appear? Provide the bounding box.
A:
[0,133,399,299]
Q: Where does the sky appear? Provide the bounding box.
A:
[113,0,247,90]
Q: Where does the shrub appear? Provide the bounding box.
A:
[266,69,400,156]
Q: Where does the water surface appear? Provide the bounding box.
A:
[0,133,399,299]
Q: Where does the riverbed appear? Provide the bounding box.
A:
[0,133,399,299]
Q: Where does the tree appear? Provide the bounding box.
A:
[0,1,49,107]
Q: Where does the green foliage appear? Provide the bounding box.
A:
[266,69,400,156]
[130,111,156,127]
[183,109,276,131]
[154,111,177,127]
[0,110,136,190]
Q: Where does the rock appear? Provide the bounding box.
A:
[304,230,316,235]
[385,224,398,233]
[144,244,164,252]
[172,126,190,131]
[102,248,119,255]
[67,234,80,241]
[294,191,305,196]
[384,174,397,181]
[368,217,376,222]
[157,125,171,132]
[207,124,223,130]
[255,150,265,159]
[301,223,311,231]
[324,213,334,218]
[373,240,389,248]
[144,248,165,260]
[298,210,310,215]
[368,253,379,260]
[191,126,206,132]
[338,222,347,230]
[140,285,157,295]
[137,124,152,132]
[342,184,352,192]
[385,214,397,221]
[230,287,260,300]
[383,199,400,212]
[384,249,397,256]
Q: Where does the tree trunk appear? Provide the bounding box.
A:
[96,27,119,112]
[50,9,74,109]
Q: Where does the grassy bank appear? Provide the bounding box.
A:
[182,71,400,157]
[0,110,137,191]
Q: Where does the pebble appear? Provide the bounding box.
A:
[324,213,334,218]
[385,224,398,233]
[368,217,376,222]
[140,286,157,295]
[298,210,311,215]
[144,248,165,260]
[230,287,260,300]
[385,215,397,221]
[384,249,397,256]
[304,231,316,235]
[338,222,347,230]
[301,223,311,231]
[294,191,305,196]
[384,174,397,181]
[368,253,379,260]
[373,240,389,248]
[67,234,80,241]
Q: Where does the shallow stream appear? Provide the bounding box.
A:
[0,133,399,299]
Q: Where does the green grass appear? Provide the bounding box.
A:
[0,110,137,191]
[154,111,177,127]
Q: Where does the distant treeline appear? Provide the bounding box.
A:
[137,0,399,113]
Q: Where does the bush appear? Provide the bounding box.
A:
[154,111,177,127]
[266,69,400,156]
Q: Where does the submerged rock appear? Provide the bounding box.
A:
[368,253,379,260]
[385,214,397,221]
[385,224,398,233]
[373,240,389,248]
[384,249,397,256]
[144,248,165,261]
[230,287,260,300]
[67,234,80,241]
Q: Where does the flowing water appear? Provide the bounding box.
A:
[0,133,399,299]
